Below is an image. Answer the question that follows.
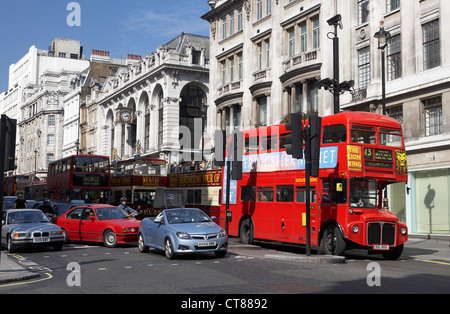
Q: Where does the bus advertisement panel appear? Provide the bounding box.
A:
[220,112,408,260]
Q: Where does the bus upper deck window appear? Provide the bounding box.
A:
[379,128,402,147]
[323,124,346,144]
[351,125,375,144]
[245,137,259,154]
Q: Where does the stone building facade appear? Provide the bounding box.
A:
[0,38,90,175]
[94,33,210,165]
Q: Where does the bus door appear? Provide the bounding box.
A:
[294,183,318,244]
[319,179,333,225]
[319,178,347,227]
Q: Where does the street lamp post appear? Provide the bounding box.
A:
[374,21,390,115]
[34,149,38,173]
[374,21,390,202]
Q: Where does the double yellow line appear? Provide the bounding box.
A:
[0,273,53,288]
[0,254,53,288]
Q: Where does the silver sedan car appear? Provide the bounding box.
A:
[138,208,228,259]
[1,209,65,252]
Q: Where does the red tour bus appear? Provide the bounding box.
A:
[221,111,408,259]
[110,157,167,218]
[167,167,222,218]
[47,155,111,204]
[3,175,29,196]
[24,171,48,200]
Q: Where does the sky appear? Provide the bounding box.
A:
[0,0,211,93]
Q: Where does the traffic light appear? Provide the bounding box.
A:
[284,113,303,159]
[214,130,226,167]
[309,115,322,177]
[1,115,16,172]
[231,131,243,180]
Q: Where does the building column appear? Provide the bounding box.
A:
[282,88,289,118]
[252,98,258,127]
[290,85,296,114]
[229,105,234,132]
[216,109,222,130]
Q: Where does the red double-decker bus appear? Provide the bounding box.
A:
[110,157,167,217]
[47,155,111,204]
[220,111,408,259]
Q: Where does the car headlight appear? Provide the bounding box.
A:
[122,227,137,233]
[13,232,29,238]
[219,229,226,238]
[176,232,191,239]
[50,230,63,236]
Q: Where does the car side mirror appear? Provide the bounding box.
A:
[89,216,96,221]
[154,217,161,223]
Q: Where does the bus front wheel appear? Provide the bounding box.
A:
[239,219,254,244]
[320,225,346,256]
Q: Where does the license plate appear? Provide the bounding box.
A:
[373,244,389,250]
[198,241,216,247]
[33,238,50,243]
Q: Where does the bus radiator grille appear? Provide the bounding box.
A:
[367,222,396,246]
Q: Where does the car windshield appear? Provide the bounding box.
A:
[95,207,129,220]
[166,209,211,224]
[7,211,50,224]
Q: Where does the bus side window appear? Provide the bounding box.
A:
[295,186,317,203]
[245,137,259,154]
[321,179,331,203]
[276,185,294,202]
[241,186,255,202]
[187,190,194,204]
[114,191,122,203]
[322,124,346,144]
[257,187,274,202]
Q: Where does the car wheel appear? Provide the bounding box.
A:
[103,230,117,248]
[7,235,16,253]
[62,229,70,244]
[164,237,175,259]
[138,233,149,253]
[214,250,227,258]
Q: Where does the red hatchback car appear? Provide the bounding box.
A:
[55,204,140,248]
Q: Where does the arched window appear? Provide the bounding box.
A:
[179,84,206,153]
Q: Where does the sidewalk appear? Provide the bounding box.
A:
[405,236,450,263]
[0,251,40,285]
